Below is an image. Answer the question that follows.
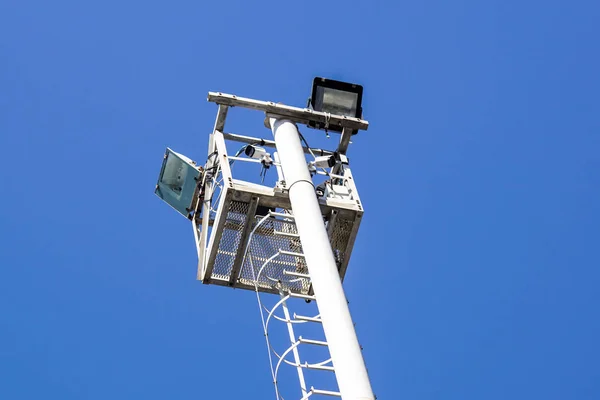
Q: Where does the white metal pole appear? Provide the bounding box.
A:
[270,118,374,400]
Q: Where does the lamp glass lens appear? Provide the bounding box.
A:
[315,87,358,117]
[160,154,188,197]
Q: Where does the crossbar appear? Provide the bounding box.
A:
[222,132,333,156]
[207,92,369,131]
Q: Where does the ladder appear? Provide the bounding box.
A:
[245,211,342,399]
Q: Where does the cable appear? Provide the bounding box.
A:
[298,131,330,177]
[297,132,314,159]
[229,144,249,166]
[230,141,266,166]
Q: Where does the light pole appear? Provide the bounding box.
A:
[270,118,373,399]
[155,78,375,399]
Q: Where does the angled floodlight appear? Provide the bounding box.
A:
[155,148,202,219]
[309,77,363,133]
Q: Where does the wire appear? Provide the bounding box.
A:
[298,131,330,176]
[260,163,268,183]
[229,141,266,167]
[297,132,314,159]
[229,144,249,166]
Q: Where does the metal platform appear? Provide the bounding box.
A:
[193,132,363,295]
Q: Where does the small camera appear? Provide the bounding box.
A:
[245,145,273,168]
[245,145,269,159]
[315,184,326,198]
[313,155,336,168]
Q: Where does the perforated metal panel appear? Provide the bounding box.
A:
[197,133,363,294]
[200,181,362,294]
[329,218,353,272]
[211,201,249,280]
[238,216,311,294]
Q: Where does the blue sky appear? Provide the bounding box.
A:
[1,0,599,399]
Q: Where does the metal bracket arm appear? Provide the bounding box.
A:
[207,92,369,132]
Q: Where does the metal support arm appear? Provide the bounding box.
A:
[208,92,369,132]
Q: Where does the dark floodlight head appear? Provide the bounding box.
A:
[155,148,202,219]
[309,77,363,133]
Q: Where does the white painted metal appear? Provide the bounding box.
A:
[226,155,268,164]
[154,89,375,399]
[273,152,285,184]
[196,125,364,292]
[270,118,374,400]
[289,292,317,301]
[294,314,322,324]
[207,92,369,132]
[196,119,219,279]
[283,270,310,279]
[303,363,335,372]
[337,127,354,154]
[299,387,342,400]
[270,211,295,219]
[312,388,342,397]
[274,229,300,238]
[222,132,333,156]
[280,290,308,397]
[298,337,328,347]
[314,170,347,180]
[310,388,341,397]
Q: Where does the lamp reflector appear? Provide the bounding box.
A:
[309,77,363,133]
[155,148,202,219]
[314,87,359,118]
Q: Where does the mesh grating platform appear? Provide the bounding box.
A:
[199,182,362,295]
[211,201,249,280]
[195,131,364,295]
[237,216,310,294]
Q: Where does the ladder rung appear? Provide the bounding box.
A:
[269,211,294,219]
[303,363,334,372]
[299,392,312,400]
[280,250,305,258]
[289,293,316,301]
[299,337,328,347]
[283,270,310,279]
[294,314,321,323]
[273,230,299,238]
[299,388,341,400]
[312,388,341,397]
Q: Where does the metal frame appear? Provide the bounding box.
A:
[187,91,374,399]
[194,128,364,294]
[207,92,369,136]
[228,196,259,286]
[223,132,334,157]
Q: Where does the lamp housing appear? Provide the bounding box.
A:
[309,77,363,133]
[155,148,202,219]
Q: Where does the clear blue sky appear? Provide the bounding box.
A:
[1,0,599,399]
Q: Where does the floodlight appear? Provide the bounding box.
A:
[155,148,202,219]
[309,77,363,132]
